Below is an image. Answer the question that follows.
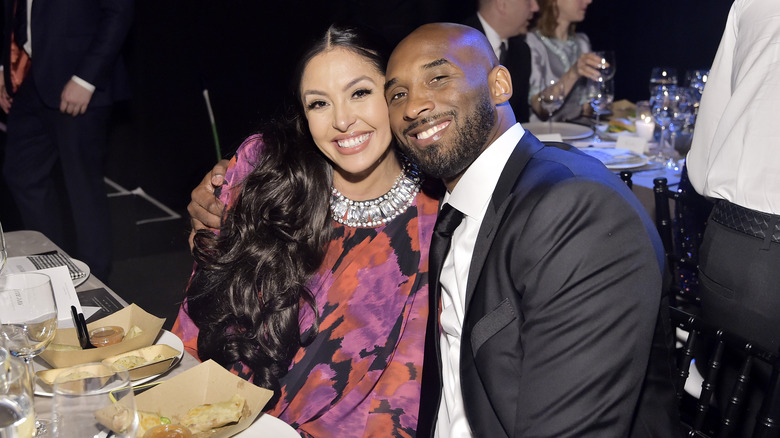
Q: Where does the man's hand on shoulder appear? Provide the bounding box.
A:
[188,159,229,249]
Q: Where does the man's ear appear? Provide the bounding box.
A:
[489,65,512,104]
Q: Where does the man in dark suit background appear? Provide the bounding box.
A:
[462,0,537,123]
[384,23,679,437]
[0,0,134,279]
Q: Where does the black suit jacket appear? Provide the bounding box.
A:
[462,15,531,123]
[2,0,133,108]
[418,132,681,437]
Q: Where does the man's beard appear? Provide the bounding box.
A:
[397,93,495,181]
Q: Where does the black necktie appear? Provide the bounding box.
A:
[13,0,27,47]
[498,41,508,65]
[417,203,464,437]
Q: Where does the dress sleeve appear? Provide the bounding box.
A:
[526,32,550,101]
[171,134,267,359]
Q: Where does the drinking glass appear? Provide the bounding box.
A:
[595,50,616,81]
[0,348,35,438]
[650,85,694,168]
[538,79,565,132]
[51,363,138,438]
[586,78,614,131]
[685,69,709,97]
[0,272,58,435]
[649,67,678,95]
[0,221,7,276]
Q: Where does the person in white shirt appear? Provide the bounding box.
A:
[384,22,679,438]
[687,0,780,430]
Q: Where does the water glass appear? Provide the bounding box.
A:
[51,363,138,438]
[0,348,35,438]
[649,67,678,95]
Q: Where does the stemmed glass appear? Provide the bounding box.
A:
[649,67,678,94]
[650,85,694,169]
[595,50,616,81]
[1,221,7,275]
[1,348,36,438]
[586,78,614,135]
[538,79,565,133]
[51,363,138,438]
[0,272,58,436]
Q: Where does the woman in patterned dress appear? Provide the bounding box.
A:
[173,25,440,437]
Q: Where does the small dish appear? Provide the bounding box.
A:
[34,329,184,397]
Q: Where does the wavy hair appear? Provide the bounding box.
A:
[185,24,390,405]
[535,0,577,38]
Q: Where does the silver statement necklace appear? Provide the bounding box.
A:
[330,160,422,228]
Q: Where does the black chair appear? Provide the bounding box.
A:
[671,306,780,438]
[653,166,712,305]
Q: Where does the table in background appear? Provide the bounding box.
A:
[4,230,199,413]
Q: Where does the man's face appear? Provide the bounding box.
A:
[384,26,496,182]
[510,0,541,35]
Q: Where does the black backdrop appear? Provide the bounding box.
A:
[1,0,734,228]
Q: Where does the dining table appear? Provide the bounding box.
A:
[3,230,215,431]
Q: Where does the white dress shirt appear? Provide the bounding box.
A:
[435,123,525,438]
[686,0,780,215]
[476,13,508,62]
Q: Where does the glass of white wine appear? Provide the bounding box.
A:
[538,79,565,133]
[1,348,36,438]
[0,272,58,436]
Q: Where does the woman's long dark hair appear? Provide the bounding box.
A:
[185,24,390,404]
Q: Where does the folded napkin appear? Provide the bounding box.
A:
[26,252,86,280]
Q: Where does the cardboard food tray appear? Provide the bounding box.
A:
[39,304,165,368]
[134,360,274,438]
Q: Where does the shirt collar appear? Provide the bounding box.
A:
[444,123,525,219]
[476,12,508,60]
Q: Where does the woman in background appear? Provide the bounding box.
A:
[173,25,439,437]
[527,0,603,121]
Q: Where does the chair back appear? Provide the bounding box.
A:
[653,169,712,304]
[671,306,780,438]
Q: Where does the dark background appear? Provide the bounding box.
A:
[1,0,733,226]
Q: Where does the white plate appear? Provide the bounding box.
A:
[580,147,649,170]
[236,413,299,437]
[524,122,593,141]
[33,329,184,397]
[72,258,90,287]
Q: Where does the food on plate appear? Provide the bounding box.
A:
[59,370,96,382]
[607,118,636,133]
[176,394,247,434]
[112,355,148,370]
[126,325,144,339]
[137,411,172,437]
[89,325,125,347]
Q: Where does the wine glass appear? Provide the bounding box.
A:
[0,221,7,275]
[0,272,58,435]
[685,68,709,97]
[650,85,693,169]
[538,79,565,133]
[586,78,614,135]
[594,50,616,81]
[649,67,678,95]
[0,348,36,438]
[51,363,138,437]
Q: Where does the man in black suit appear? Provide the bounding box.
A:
[462,0,537,123]
[0,0,134,279]
[384,23,680,437]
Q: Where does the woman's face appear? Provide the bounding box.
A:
[300,48,394,183]
[556,0,592,24]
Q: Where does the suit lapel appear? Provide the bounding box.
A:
[464,131,545,307]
